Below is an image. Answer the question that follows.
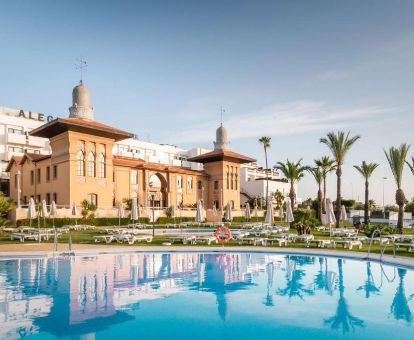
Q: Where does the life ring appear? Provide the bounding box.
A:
[215,225,232,243]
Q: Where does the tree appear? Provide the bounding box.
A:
[308,167,323,221]
[353,161,379,225]
[314,156,336,211]
[274,159,308,212]
[0,192,13,227]
[273,189,284,209]
[384,143,410,230]
[320,131,360,228]
[259,136,271,200]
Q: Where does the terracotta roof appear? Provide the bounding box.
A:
[24,153,51,162]
[187,149,256,164]
[113,155,207,176]
[5,156,22,172]
[30,117,134,141]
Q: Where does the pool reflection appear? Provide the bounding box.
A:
[0,253,413,339]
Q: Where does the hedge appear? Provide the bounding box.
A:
[156,217,195,224]
[16,217,150,228]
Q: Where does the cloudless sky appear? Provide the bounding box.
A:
[1,0,413,205]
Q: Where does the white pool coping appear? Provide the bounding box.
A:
[1,246,414,269]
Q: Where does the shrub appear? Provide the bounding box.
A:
[16,217,150,228]
[291,209,319,234]
[362,224,395,237]
[232,216,265,223]
[156,216,195,224]
[0,192,14,226]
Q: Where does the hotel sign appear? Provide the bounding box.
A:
[17,109,54,122]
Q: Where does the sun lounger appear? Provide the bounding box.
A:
[238,237,265,246]
[305,239,334,248]
[93,235,115,243]
[332,239,362,250]
[195,236,217,245]
[170,235,197,245]
[393,242,414,252]
[263,237,288,246]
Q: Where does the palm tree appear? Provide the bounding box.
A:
[353,161,379,225]
[320,131,360,228]
[406,156,414,176]
[315,156,336,211]
[384,144,410,230]
[274,159,308,212]
[259,136,271,200]
[308,167,323,221]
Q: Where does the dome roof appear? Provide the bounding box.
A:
[214,124,229,150]
[72,82,91,108]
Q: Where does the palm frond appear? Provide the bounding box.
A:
[384,143,410,188]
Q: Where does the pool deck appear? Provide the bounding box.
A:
[1,243,414,268]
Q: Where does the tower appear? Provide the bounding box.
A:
[214,124,229,150]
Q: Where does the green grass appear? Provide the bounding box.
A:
[1,227,414,258]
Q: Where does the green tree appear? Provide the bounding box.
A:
[308,167,323,221]
[384,143,410,230]
[0,192,13,226]
[259,136,271,200]
[353,161,379,225]
[314,156,336,211]
[406,156,414,176]
[80,199,97,221]
[273,189,284,209]
[320,131,360,228]
[274,159,308,212]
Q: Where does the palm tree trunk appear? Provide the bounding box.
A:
[264,147,269,200]
[396,188,405,231]
[364,179,369,225]
[336,168,341,228]
[289,181,295,213]
[323,175,327,213]
[398,203,404,230]
[318,186,323,221]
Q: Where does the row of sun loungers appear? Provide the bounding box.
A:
[93,234,153,245]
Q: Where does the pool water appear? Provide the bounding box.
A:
[0,252,413,339]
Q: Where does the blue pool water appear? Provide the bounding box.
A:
[0,252,413,339]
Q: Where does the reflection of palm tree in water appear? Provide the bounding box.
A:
[277,256,314,301]
[314,257,336,295]
[263,262,274,306]
[391,268,413,323]
[325,259,364,333]
[357,262,380,299]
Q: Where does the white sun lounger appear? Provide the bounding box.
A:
[195,236,217,245]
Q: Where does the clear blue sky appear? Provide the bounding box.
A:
[1,0,413,205]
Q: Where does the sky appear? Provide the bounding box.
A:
[0,0,413,205]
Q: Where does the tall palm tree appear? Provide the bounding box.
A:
[259,136,271,200]
[315,156,336,210]
[308,167,323,221]
[353,161,379,225]
[274,159,308,212]
[320,131,360,228]
[384,143,410,230]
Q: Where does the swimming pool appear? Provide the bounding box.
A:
[0,252,413,339]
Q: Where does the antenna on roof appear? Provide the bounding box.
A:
[220,107,225,126]
[75,56,88,84]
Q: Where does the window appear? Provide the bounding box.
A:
[88,152,95,177]
[197,180,202,190]
[131,171,137,185]
[8,146,24,153]
[36,195,40,203]
[14,174,17,188]
[53,193,57,204]
[226,172,229,189]
[98,153,105,178]
[46,193,51,205]
[53,165,57,179]
[88,193,98,206]
[46,166,50,182]
[23,196,27,204]
[177,176,182,188]
[37,168,41,184]
[30,170,34,185]
[187,177,193,190]
[214,180,219,190]
[77,150,85,176]
[230,173,234,190]
[235,174,238,190]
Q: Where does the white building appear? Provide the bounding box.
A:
[240,162,299,206]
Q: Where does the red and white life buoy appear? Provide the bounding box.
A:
[215,225,232,243]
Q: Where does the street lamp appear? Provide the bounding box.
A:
[382,177,387,219]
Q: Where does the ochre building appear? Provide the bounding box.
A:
[6,83,255,212]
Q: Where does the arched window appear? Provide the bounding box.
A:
[77,150,85,176]
[88,152,95,177]
[98,153,105,178]
[230,173,234,190]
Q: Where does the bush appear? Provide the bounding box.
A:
[156,216,195,224]
[233,216,265,223]
[0,192,13,227]
[362,224,395,237]
[16,217,150,228]
[291,209,319,234]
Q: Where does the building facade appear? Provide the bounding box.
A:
[7,83,255,215]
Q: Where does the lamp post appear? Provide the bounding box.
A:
[382,177,387,219]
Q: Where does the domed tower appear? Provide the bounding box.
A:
[214,124,229,150]
[68,82,94,120]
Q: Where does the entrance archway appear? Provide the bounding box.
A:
[148,173,167,207]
